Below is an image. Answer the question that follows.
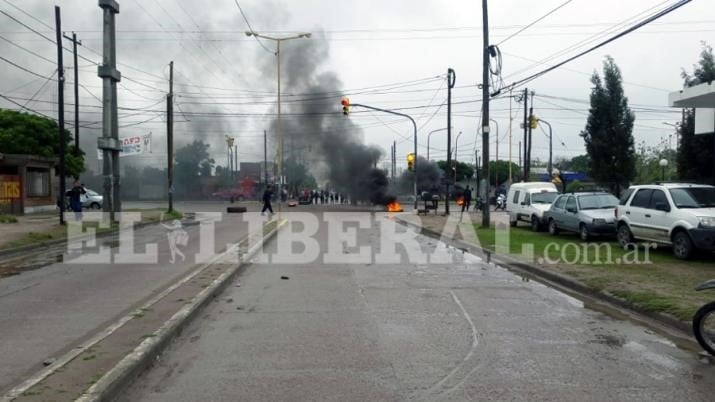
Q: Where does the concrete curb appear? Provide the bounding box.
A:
[0,218,199,260]
[395,217,695,339]
[75,219,285,402]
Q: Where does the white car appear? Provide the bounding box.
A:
[615,183,715,259]
[506,182,560,231]
[80,188,103,209]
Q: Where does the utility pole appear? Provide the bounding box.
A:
[481,0,490,228]
[263,130,268,188]
[63,32,81,156]
[522,87,528,181]
[446,68,456,215]
[98,0,121,221]
[167,61,174,212]
[55,6,66,225]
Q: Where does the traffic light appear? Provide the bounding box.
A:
[341,97,350,115]
[407,152,415,171]
[530,114,538,129]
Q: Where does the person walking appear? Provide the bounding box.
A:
[462,185,472,213]
[261,186,274,216]
[65,180,86,219]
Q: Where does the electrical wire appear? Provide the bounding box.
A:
[234,0,273,54]
[496,0,574,46]
[502,0,692,93]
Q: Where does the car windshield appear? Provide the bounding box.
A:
[85,189,98,196]
[531,192,558,204]
[578,194,618,210]
[669,187,715,208]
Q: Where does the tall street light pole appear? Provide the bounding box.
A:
[538,118,553,177]
[490,119,499,189]
[427,127,451,161]
[454,131,463,183]
[246,31,311,210]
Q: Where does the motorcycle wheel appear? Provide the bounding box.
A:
[693,301,715,356]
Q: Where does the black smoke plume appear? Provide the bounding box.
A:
[261,33,389,204]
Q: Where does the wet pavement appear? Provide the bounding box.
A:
[0,211,252,394]
[121,211,714,401]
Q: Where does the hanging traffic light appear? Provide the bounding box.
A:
[341,97,350,115]
[530,114,538,129]
[407,152,415,171]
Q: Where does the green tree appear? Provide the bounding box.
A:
[677,42,714,183]
[484,160,520,187]
[580,56,635,195]
[555,154,591,174]
[634,141,677,184]
[436,160,474,182]
[0,109,85,177]
[174,140,212,198]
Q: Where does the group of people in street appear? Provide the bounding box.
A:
[301,189,344,205]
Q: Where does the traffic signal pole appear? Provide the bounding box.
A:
[347,103,418,210]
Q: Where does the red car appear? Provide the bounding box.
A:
[211,189,245,201]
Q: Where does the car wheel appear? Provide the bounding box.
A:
[548,219,559,235]
[672,231,694,260]
[91,203,101,209]
[531,216,540,232]
[617,224,634,249]
[579,224,590,242]
[510,218,517,227]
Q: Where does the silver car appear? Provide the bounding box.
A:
[80,188,103,209]
[545,192,619,241]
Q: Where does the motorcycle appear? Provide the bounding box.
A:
[693,279,715,356]
[495,194,506,211]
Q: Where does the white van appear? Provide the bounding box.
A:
[507,182,559,231]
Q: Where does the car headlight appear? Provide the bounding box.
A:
[592,218,606,224]
[698,216,715,228]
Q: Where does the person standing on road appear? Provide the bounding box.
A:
[65,180,86,219]
[462,185,472,213]
[261,186,274,216]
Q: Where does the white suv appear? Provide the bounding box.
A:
[615,183,715,259]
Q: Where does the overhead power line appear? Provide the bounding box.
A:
[496,0,573,46]
[501,0,693,94]
[234,0,272,53]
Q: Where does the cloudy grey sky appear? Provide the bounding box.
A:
[0,0,712,175]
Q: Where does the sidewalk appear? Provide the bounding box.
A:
[398,211,715,331]
[0,212,258,396]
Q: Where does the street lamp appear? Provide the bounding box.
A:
[454,131,463,183]
[490,118,499,188]
[663,122,680,152]
[427,127,451,161]
[537,118,553,177]
[246,30,311,207]
[659,158,669,181]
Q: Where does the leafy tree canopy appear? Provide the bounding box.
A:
[580,56,635,195]
[0,108,85,177]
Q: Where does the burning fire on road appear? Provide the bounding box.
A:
[386,201,403,212]
[456,196,465,206]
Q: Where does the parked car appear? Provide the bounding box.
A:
[615,183,715,259]
[80,188,103,209]
[507,182,559,231]
[545,192,619,241]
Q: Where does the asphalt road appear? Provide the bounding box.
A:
[0,208,252,394]
[122,211,714,401]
